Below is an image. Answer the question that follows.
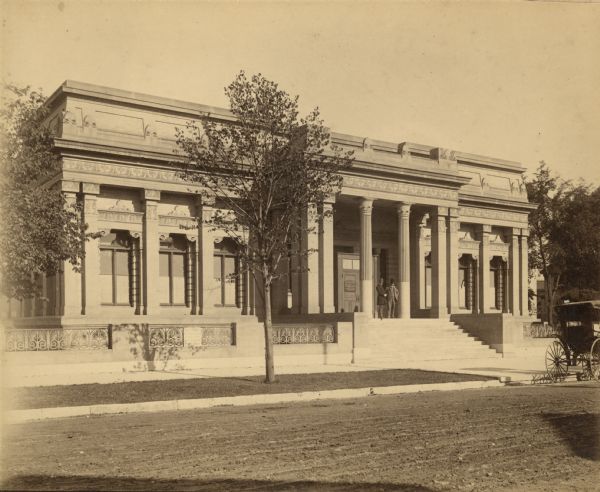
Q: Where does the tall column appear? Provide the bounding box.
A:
[479,224,491,314]
[416,214,428,310]
[396,202,411,319]
[301,203,320,314]
[520,228,530,317]
[509,228,521,316]
[359,198,373,316]
[431,207,448,318]
[197,199,215,315]
[319,200,335,313]
[142,189,160,315]
[81,183,100,315]
[61,180,82,316]
[271,210,289,314]
[447,208,460,314]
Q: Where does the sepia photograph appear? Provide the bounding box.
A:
[1,1,599,490]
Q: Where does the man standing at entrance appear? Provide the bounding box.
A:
[387,278,399,318]
[376,277,387,319]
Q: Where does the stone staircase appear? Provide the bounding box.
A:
[365,318,502,362]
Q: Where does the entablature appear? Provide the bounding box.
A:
[46,80,533,212]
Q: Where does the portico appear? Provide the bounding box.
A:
[3,81,536,370]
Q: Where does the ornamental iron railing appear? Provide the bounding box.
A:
[272,323,336,344]
[199,324,236,347]
[148,326,184,348]
[523,321,558,338]
[4,327,110,351]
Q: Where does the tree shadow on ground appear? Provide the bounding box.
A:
[2,475,438,491]
[542,412,600,461]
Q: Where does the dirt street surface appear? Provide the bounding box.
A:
[2,384,599,491]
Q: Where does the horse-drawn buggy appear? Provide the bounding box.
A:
[545,300,600,381]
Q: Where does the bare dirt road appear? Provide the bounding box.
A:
[2,383,599,491]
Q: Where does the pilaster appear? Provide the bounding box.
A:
[479,224,492,314]
[197,198,215,315]
[81,183,100,316]
[61,180,82,316]
[359,198,373,316]
[142,189,160,315]
[510,228,521,316]
[431,206,448,318]
[271,209,289,314]
[301,203,320,314]
[520,228,530,317]
[447,208,460,314]
[397,202,411,319]
[319,200,335,313]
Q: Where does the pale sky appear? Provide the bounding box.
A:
[2,0,599,184]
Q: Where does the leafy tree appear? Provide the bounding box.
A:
[176,72,353,382]
[0,85,86,301]
[527,162,600,324]
[527,163,565,325]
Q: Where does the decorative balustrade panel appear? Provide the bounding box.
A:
[272,324,336,344]
[149,326,184,348]
[184,324,236,347]
[523,321,558,338]
[201,324,236,347]
[4,327,110,351]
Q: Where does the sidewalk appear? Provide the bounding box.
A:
[3,353,547,388]
[3,354,552,424]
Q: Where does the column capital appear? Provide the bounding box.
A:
[448,207,459,219]
[396,202,412,216]
[61,180,80,193]
[142,189,161,202]
[359,198,373,214]
[432,206,448,217]
[481,224,492,235]
[81,182,100,195]
[520,227,530,238]
[323,194,337,205]
[511,227,521,237]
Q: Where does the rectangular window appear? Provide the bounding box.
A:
[458,268,467,309]
[159,253,170,304]
[223,256,236,305]
[115,251,130,305]
[425,265,432,308]
[158,245,186,306]
[100,248,131,305]
[214,255,239,306]
[172,253,186,305]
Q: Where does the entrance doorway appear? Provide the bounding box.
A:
[336,253,380,315]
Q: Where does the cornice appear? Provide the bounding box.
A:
[459,194,537,212]
[46,80,236,121]
[46,80,526,176]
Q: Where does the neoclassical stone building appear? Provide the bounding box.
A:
[4,81,536,372]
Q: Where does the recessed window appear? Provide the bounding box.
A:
[424,253,432,308]
[214,238,240,307]
[159,235,188,306]
[100,231,132,305]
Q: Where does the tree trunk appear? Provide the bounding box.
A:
[262,276,276,383]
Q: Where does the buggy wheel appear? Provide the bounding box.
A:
[589,339,600,381]
[545,341,569,380]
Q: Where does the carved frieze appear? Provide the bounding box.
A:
[63,160,185,185]
[98,210,144,224]
[459,207,528,224]
[458,240,480,253]
[158,215,197,228]
[344,176,458,201]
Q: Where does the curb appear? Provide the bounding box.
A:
[6,379,503,424]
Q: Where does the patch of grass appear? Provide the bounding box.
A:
[7,369,494,410]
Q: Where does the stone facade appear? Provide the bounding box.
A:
[3,81,536,370]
